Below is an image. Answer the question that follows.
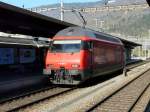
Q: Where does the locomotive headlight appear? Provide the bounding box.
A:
[71,64,80,68]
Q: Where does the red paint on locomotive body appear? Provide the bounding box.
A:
[45,36,91,70]
[46,52,81,69]
[44,27,125,85]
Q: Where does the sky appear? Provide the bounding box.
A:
[0,0,101,8]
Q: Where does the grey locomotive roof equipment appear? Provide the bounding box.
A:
[55,27,122,44]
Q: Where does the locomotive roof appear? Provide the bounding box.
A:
[55,27,122,44]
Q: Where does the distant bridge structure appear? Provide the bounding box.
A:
[27,4,149,13]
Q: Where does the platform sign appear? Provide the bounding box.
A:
[0,48,14,64]
[19,49,35,63]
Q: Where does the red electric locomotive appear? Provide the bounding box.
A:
[44,27,125,85]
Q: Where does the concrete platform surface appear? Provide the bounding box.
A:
[0,73,49,94]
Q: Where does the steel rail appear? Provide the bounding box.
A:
[6,87,76,112]
[86,68,150,112]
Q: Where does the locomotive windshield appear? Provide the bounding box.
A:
[51,40,81,53]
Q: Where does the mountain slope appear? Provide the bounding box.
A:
[36,0,149,37]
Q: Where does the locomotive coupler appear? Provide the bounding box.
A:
[54,69,73,83]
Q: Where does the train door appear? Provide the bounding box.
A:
[88,41,93,74]
[82,41,93,79]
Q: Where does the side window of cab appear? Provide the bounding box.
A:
[82,41,92,50]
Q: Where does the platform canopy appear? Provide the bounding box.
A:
[120,38,141,49]
[0,2,75,38]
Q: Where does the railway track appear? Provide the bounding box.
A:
[0,85,55,104]
[0,61,148,112]
[0,85,75,112]
[0,60,143,100]
[86,68,150,112]
[126,60,148,70]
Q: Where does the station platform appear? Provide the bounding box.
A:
[126,59,142,65]
[0,72,49,95]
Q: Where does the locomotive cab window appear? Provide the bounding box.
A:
[82,41,92,50]
[50,40,81,53]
